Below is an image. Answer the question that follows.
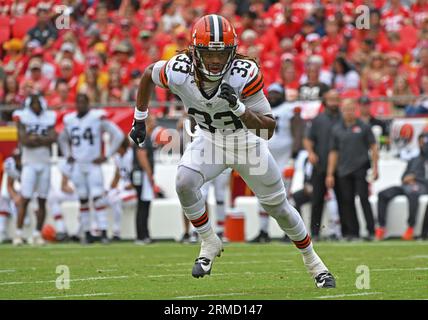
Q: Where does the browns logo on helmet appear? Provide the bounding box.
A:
[190,14,238,81]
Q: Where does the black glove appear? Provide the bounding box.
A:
[218,82,238,107]
[129,119,146,147]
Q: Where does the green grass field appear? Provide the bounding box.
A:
[0,241,427,300]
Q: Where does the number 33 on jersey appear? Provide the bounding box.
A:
[151,54,268,134]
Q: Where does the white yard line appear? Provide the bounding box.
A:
[41,293,113,299]
[174,293,247,299]
[371,267,428,272]
[317,292,382,299]
[0,275,129,286]
[0,269,15,273]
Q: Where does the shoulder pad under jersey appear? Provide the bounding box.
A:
[227,58,264,99]
[160,54,192,87]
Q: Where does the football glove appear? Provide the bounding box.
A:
[218,82,246,116]
[129,119,146,147]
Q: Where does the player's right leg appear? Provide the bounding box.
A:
[71,164,93,244]
[14,164,37,245]
[0,197,12,243]
[175,136,227,278]
[234,149,335,288]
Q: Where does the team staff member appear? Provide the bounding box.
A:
[132,116,156,244]
[326,99,379,240]
[303,89,343,240]
[376,134,428,241]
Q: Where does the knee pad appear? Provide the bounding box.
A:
[175,166,204,207]
[258,189,287,217]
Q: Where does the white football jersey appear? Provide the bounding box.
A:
[62,109,106,163]
[152,54,272,147]
[268,102,295,163]
[113,147,133,185]
[13,108,56,165]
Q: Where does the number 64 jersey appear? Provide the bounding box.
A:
[60,109,124,163]
[151,54,272,147]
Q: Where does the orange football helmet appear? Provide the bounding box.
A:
[190,14,238,81]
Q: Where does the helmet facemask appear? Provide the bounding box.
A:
[192,44,236,82]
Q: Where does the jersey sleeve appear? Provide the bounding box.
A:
[239,62,264,99]
[152,60,168,88]
[151,54,192,89]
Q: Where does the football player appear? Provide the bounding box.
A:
[13,95,57,246]
[58,93,124,244]
[130,15,335,288]
[107,137,138,241]
[0,149,22,243]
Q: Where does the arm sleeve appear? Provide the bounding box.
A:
[101,120,125,158]
[242,90,272,115]
[329,129,339,151]
[58,129,71,159]
[304,119,316,142]
[366,126,376,146]
[151,60,168,88]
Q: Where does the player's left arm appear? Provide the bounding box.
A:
[7,176,20,205]
[99,120,125,162]
[219,84,276,140]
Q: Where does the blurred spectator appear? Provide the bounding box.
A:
[298,61,330,101]
[47,79,74,109]
[310,4,326,36]
[330,56,360,92]
[85,4,115,43]
[273,7,302,40]
[359,96,389,139]
[77,57,108,104]
[299,55,332,86]
[161,29,189,61]
[0,75,21,122]
[415,47,428,90]
[24,4,58,50]
[126,70,142,102]
[407,75,428,115]
[361,52,387,94]
[391,75,416,112]
[2,39,25,79]
[20,58,50,95]
[280,59,299,101]
[160,1,185,33]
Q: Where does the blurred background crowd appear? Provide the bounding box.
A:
[0,0,428,122]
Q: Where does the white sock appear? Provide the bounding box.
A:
[260,212,269,233]
[15,228,23,237]
[33,230,40,238]
[0,215,7,237]
[54,215,66,234]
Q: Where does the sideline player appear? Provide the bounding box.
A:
[13,95,57,246]
[0,149,22,243]
[130,15,335,287]
[59,93,124,244]
[107,137,138,240]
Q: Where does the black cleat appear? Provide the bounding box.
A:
[249,231,271,243]
[56,232,69,242]
[192,257,213,278]
[314,272,336,288]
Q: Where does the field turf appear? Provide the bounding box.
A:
[0,241,427,300]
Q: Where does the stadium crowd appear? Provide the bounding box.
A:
[1,0,428,244]
[1,0,428,120]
